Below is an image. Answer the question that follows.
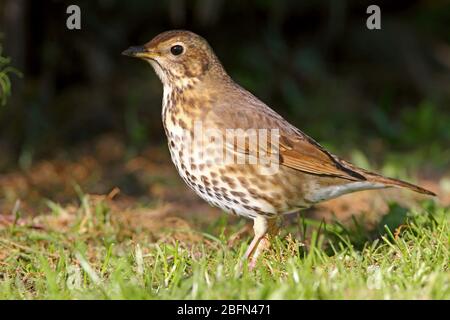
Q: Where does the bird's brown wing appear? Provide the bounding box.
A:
[209,86,365,181]
[277,134,365,180]
[208,84,435,195]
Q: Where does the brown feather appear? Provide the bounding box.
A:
[211,83,367,181]
[210,82,435,196]
[337,159,436,195]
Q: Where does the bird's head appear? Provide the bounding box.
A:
[123,30,224,88]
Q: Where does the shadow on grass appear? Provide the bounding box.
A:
[293,202,415,257]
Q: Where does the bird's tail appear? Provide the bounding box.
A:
[339,159,436,196]
[365,173,436,196]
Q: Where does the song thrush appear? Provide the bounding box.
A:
[123,30,435,268]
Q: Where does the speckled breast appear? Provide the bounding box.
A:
[161,87,317,219]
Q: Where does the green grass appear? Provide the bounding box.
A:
[0,196,448,300]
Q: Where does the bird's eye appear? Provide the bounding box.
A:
[170,45,184,56]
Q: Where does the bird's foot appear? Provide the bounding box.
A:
[240,217,279,271]
[248,236,272,270]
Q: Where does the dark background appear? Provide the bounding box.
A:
[1,0,449,175]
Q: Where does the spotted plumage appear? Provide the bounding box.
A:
[123,30,435,268]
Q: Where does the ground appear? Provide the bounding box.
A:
[0,135,448,299]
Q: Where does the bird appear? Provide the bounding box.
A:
[123,30,435,269]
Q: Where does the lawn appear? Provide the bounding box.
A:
[1,0,449,302]
[0,190,448,299]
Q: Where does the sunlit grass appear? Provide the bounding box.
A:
[0,193,448,300]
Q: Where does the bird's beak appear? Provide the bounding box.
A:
[122,46,155,59]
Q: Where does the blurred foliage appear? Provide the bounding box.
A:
[0,40,21,106]
[0,0,449,171]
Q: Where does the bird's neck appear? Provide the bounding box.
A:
[161,67,232,125]
[166,77,200,92]
[164,60,230,91]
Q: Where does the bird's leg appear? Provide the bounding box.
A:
[243,217,268,260]
[248,218,278,270]
[242,216,279,270]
